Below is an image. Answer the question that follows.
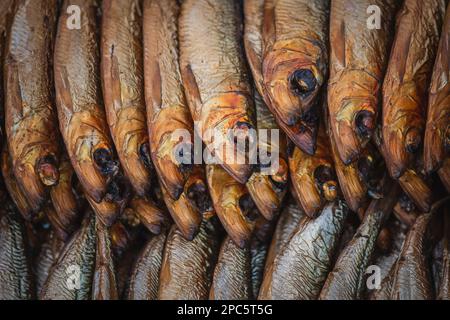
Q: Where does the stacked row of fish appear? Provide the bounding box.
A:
[0,0,448,300]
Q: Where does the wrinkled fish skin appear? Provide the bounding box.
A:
[40,214,96,300]
[179,0,255,184]
[328,0,398,164]
[35,230,64,296]
[259,200,348,300]
[319,180,400,300]
[264,199,305,273]
[143,0,194,200]
[368,219,408,300]
[101,0,152,197]
[127,231,167,300]
[54,0,118,203]
[158,219,221,300]
[5,0,60,211]
[262,0,329,122]
[389,212,437,300]
[250,233,271,298]
[210,236,253,300]
[0,204,34,300]
[382,0,446,179]
[424,3,450,180]
[92,222,118,300]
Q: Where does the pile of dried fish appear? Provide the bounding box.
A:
[0,0,448,300]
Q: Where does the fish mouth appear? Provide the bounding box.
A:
[37,154,60,186]
[104,175,130,203]
[186,181,213,214]
[93,147,119,176]
[314,165,338,202]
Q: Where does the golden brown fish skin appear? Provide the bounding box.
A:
[374,128,432,212]
[393,193,420,227]
[261,0,329,122]
[243,0,317,155]
[87,195,122,228]
[210,236,253,300]
[246,91,288,221]
[179,0,255,183]
[0,203,34,300]
[328,112,372,213]
[54,0,119,203]
[158,219,222,300]
[263,199,305,274]
[259,200,348,300]
[424,4,450,174]
[0,0,15,142]
[389,212,438,300]
[319,180,400,300]
[127,231,167,300]
[1,145,33,219]
[101,0,152,197]
[4,0,60,210]
[129,197,168,235]
[45,204,72,242]
[41,213,97,300]
[92,222,118,300]
[161,186,201,241]
[49,156,80,240]
[382,0,446,179]
[328,0,398,164]
[289,123,338,217]
[397,169,432,212]
[243,0,289,218]
[143,0,195,200]
[207,165,257,248]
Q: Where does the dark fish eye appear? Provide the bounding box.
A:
[289,69,317,98]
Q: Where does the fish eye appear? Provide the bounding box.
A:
[289,69,317,98]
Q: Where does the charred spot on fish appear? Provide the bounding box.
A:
[139,143,153,170]
[105,176,129,203]
[399,193,416,212]
[357,156,373,181]
[239,194,255,215]
[405,128,422,154]
[269,175,287,192]
[302,107,319,125]
[355,110,375,139]
[93,148,119,176]
[289,69,317,98]
[187,183,213,213]
[314,165,338,199]
[37,155,59,186]
[286,142,295,157]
